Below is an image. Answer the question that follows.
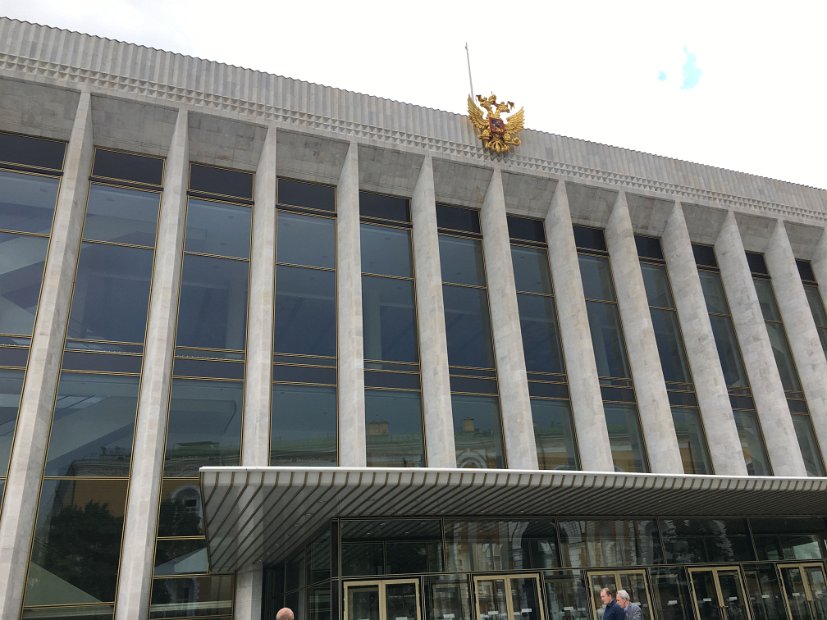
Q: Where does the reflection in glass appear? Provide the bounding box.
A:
[361,223,412,277]
[517,294,564,374]
[158,479,204,536]
[733,410,771,476]
[271,384,336,466]
[793,415,826,476]
[83,185,160,247]
[25,479,127,606]
[753,277,782,321]
[578,254,615,301]
[586,303,631,379]
[164,379,242,476]
[743,564,788,620]
[559,520,661,567]
[445,520,559,572]
[45,373,138,476]
[697,270,730,315]
[0,232,48,336]
[452,394,504,468]
[511,245,552,294]
[671,407,711,475]
[531,399,578,470]
[660,518,753,564]
[650,567,693,620]
[426,576,472,620]
[708,315,750,389]
[640,262,674,308]
[177,255,249,351]
[804,285,827,355]
[443,285,495,369]
[751,518,826,561]
[0,170,59,234]
[365,389,424,467]
[0,369,23,475]
[184,198,250,259]
[603,403,647,473]
[275,265,336,357]
[277,211,335,268]
[149,575,234,619]
[764,321,802,392]
[154,538,208,575]
[362,276,418,363]
[650,309,691,384]
[69,243,153,344]
[439,235,485,286]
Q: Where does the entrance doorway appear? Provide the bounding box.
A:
[586,569,652,619]
[344,579,421,620]
[472,574,544,620]
[687,566,752,619]
[779,563,827,619]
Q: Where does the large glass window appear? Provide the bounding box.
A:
[576,225,647,472]
[272,179,338,466]
[439,204,504,468]
[798,260,827,355]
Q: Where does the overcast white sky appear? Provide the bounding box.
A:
[4,0,826,189]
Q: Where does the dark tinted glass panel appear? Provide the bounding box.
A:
[603,403,647,473]
[23,605,114,619]
[743,563,788,620]
[763,322,801,392]
[640,262,674,307]
[532,399,578,470]
[528,382,569,399]
[44,373,138,476]
[0,232,48,336]
[650,567,693,620]
[360,192,410,222]
[164,379,243,476]
[651,309,692,383]
[365,371,421,390]
[154,538,208,575]
[511,245,552,294]
[692,244,717,268]
[445,520,559,571]
[0,369,24,475]
[667,391,697,406]
[443,285,494,368]
[277,211,335,268]
[158,479,204,536]
[558,520,661,567]
[273,364,336,385]
[517,294,564,373]
[751,518,826,561]
[439,235,485,286]
[449,375,497,394]
[0,346,28,368]
[362,276,418,363]
[173,357,244,380]
[708,315,750,388]
[544,572,590,619]
[573,225,606,252]
[671,407,712,475]
[150,575,234,618]
[25,479,127,605]
[190,163,252,200]
[451,394,504,468]
[746,251,768,275]
[635,235,664,260]
[660,518,753,563]
[805,286,827,327]
[361,223,412,277]
[733,410,771,475]
[365,389,424,467]
[93,149,163,186]
[436,204,480,234]
[792,415,825,476]
[0,132,65,170]
[278,178,335,212]
[271,384,336,466]
[753,277,781,321]
[68,243,153,344]
[507,215,545,243]
[600,386,636,402]
[578,254,615,301]
[0,170,60,234]
[586,303,630,378]
[83,185,160,246]
[797,259,817,283]
[185,198,251,259]
[275,265,336,356]
[697,270,730,316]
[61,351,143,374]
[177,255,249,350]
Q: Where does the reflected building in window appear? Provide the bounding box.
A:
[2,18,827,620]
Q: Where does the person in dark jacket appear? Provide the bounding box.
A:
[599,587,625,620]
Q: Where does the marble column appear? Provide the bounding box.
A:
[715,212,805,476]
[411,156,455,467]
[336,142,366,466]
[480,168,537,470]
[0,90,94,617]
[606,192,682,473]
[544,182,613,472]
[662,202,747,475]
[765,219,827,467]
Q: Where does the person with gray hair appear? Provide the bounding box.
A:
[615,590,642,620]
[276,608,295,620]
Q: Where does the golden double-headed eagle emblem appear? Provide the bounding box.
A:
[467,94,525,154]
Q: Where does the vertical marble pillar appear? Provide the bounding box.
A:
[0,90,94,617]
[480,169,537,470]
[715,212,805,476]
[336,143,366,466]
[115,108,190,619]
[411,156,455,467]
[606,192,682,473]
[765,219,827,467]
[662,202,747,475]
[544,182,613,472]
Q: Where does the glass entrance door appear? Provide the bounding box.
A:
[687,567,752,619]
[586,570,652,619]
[779,563,827,619]
[344,579,421,620]
[472,574,544,620]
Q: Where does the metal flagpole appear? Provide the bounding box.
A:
[465,43,475,99]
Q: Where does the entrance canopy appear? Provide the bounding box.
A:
[200,467,827,573]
